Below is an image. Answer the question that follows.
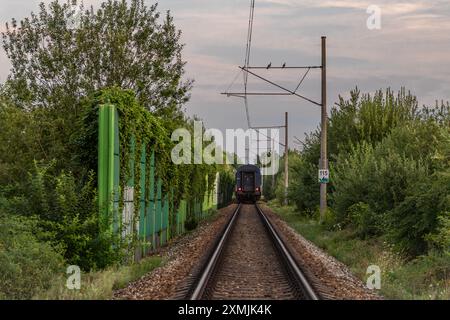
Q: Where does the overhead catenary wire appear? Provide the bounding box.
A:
[243,0,256,129]
[221,1,327,210]
[244,0,255,90]
[240,66,321,107]
[294,67,311,93]
[223,0,307,163]
[245,0,285,157]
[255,127,285,147]
[225,69,245,94]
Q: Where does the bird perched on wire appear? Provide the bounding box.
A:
[282,62,286,68]
[266,62,272,69]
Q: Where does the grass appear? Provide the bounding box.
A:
[34,208,220,300]
[35,256,163,300]
[268,201,450,300]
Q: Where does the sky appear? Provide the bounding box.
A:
[1,0,450,156]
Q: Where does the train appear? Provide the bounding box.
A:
[235,164,261,203]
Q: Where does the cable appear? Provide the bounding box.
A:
[294,67,311,93]
[224,69,243,94]
[244,0,255,87]
[243,0,255,129]
[255,128,285,147]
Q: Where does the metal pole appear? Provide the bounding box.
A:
[260,137,264,195]
[246,144,249,165]
[320,36,328,221]
[284,112,289,206]
[272,138,275,190]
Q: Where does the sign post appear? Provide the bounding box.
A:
[318,169,330,184]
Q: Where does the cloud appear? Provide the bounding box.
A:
[0,0,449,147]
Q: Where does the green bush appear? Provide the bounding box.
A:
[316,207,338,230]
[347,202,382,238]
[427,212,450,254]
[7,161,123,271]
[329,88,420,156]
[286,88,449,257]
[388,173,450,256]
[288,156,319,215]
[333,142,428,222]
[272,203,450,299]
[0,212,64,299]
[286,134,321,213]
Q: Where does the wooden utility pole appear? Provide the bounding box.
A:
[284,112,289,206]
[320,36,328,221]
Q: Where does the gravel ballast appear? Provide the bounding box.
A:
[260,204,381,300]
[114,203,381,300]
[113,205,237,300]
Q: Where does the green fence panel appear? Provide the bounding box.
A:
[161,195,168,244]
[139,144,146,250]
[98,101,231,257]
[177,200,186,235]
[113,111,120,233]
[169,188,174,239]
[146,151,155,249]
[183,202,187,233]
[166,193,170,239]
[163,196,169,230]
[98,104,120,233]
[203,176,208,218]
[156,178,162,236]
[196,200,201,221]
[181,200,185,235]
[122,137,135,237]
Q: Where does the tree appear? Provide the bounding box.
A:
[2,0,192,119]
[329,87,420,157]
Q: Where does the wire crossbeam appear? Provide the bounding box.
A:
[246,66,322,69]
[221,0,322,165]
[253,127,286,148]
[294,67,311,93]
[238,66,322,107]
[223,92,292,96]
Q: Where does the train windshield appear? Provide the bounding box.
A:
[242,172,255,192]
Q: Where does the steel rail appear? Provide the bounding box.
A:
[189,204,242,300]
[255,204,320,300]
[189,203,319,300]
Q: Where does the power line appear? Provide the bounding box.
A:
[243,0,256,130]
[294,67,311,93]
[239,66,322,107]
[224,69,244,94]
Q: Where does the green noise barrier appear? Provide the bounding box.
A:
[97,103,224,260]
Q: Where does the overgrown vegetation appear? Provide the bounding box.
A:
[35,256,162,300]
[266,88,449,258]
[0,0,228,300]
[0,212,64,300]
[269,203,449,300]
[264,88,449,299]
[79,88,220,254]
[1,0,448,301]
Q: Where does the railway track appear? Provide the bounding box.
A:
[187,204,319,300]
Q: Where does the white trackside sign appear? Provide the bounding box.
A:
[318,169,330,183]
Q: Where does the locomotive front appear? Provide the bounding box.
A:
[235,164,261,203]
